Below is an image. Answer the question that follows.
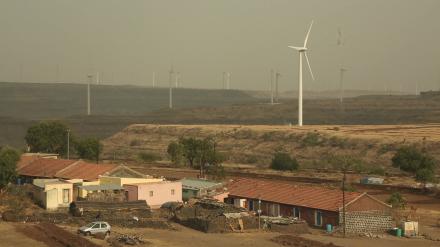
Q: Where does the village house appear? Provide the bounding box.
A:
[181,178,223,201]
[31,179,73,210]
[124,181,182,208]
[226,178,393,233]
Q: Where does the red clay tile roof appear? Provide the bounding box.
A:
[55,161,117,181]
[17,155,41,169]
[227,178,362,212]
[18,158,78,178]
[17,158,118,181]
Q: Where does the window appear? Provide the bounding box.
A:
[270,203,280,217]
[62,189,70,203]
[248,200,254,211]
[315,210,323,226]
[171,189,175,195]
[92,224,100,229]
[101,223,107,228]
[293,207,300,219]
[149,191,154,197]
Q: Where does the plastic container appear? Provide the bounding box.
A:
[326,224,333,233]
[396,228,402,237]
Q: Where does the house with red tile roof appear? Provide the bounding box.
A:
[17,155,146,183]
[226,178,393,233]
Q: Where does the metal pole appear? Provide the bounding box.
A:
[275,72,280,103]
[258,198,262,231]
[342,168,346,238]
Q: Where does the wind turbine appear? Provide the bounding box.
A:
[169,66,174,109]
[152,72,156,88]
[337,27,347,104]
[270,69,274,105]
[275,71,281,103]
[87,74,93,115]
[288,21,315,126]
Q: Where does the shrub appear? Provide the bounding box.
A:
[392,146,437,186]
[130,139,142,146]
[369,166,386,176]
[138,152,161,162]
[387,192,406,209]
[270,152,299,171]
[301,132,323,147]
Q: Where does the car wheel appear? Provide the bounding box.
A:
[106,231,110,237]
[85,231,91,236]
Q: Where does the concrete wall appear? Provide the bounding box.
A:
[124,185,138,201]
[45,183,73,209]
[128,181,182,208]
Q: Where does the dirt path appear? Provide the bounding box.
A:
[14,222,100,247]
[300,233,440,247]
[0,222,48,247]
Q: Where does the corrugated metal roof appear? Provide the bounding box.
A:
[18,158,78,178]
[55,161,117,181]
[78,184,124,191]
[181,178,222,190]
[17,158,118,181]
[227,178,362,212]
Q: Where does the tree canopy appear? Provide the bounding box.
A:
[270,152,299,171]
[0,147,20,189]
[75,137,102,163]
[392,146,437,185]
[167,137,225,178]
[25,121,71,156]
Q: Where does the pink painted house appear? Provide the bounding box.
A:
[124,181,182,208]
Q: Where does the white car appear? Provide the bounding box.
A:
[78,221,111,236]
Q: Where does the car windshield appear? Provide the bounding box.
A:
[84,223,95,228]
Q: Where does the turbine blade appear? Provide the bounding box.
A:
[304,52,315,81]
[288,46,303,51]
[304,20,314,47]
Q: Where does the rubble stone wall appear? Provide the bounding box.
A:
[341,210,393,233]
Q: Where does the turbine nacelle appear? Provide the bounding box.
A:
[288,46,307,52]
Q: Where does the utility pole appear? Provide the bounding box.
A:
[275,71,281,103]
[341,158,349,238]
[67,129,70,159]
[258,197,262,231]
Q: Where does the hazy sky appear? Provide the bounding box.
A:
[0,0,439,92]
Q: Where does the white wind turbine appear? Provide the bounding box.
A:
[288,21,315,126]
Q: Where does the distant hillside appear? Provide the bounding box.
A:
[102,124,440,175]
[0,82,259,119]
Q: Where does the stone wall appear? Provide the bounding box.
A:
[340,210,393,233]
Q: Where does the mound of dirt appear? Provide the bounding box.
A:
[15,222,100,247]
[271,235,341,247]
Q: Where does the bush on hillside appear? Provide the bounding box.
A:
[270,152,299,171]
[387,192,406,209]
[138,152,161,162]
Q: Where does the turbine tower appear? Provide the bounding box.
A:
[270,69,274,105]
[337,27,347,104]
[87,74,93,115]
[169,66,174,109]
[288,21,315,126]
[152,72,156,88]
[275,71,281,103]
[226,72,231,90]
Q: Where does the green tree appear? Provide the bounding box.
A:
[176,137,225,177]
[75,138,102,163]
[387,192,406,209]
[392,146,437,186]
[270,152,299,171]
[25,121,71,156]
[167,141,184,166]
[0,147,20,190]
